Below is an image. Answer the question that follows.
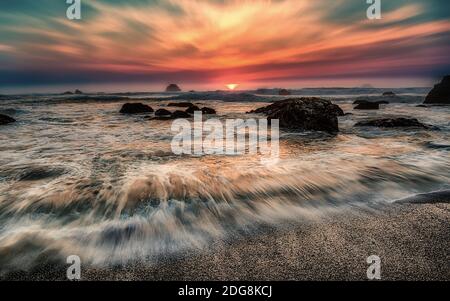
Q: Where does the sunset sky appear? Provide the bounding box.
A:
[0,0,449,91]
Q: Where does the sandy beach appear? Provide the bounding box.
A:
[4,198,448,281]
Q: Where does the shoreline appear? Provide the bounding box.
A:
[3,201,449,281]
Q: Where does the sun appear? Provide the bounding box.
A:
[226,84,239,90]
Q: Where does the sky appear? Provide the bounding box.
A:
[0,0,449,92]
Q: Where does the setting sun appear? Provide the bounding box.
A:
[226,84,239,90]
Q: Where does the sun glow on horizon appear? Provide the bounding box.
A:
[226,84,239,90]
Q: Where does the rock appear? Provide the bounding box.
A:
[249,98,340,132]
[185,105,201,114]
[201,107,216,115]
[382,92,396,96]
[335,106,345,116]
[278,89,291,96]
[166,84,182,92]
[424,75,450,104]
[416,105,428,108]
[354,102,380,110]
[74,89,83,95]
[155,108,172,116]
[120,103,154,114]
[355,118,429,128]
[171,110,191,119]
[168,102,195,108]
[353,99,388,105]
[62,91,74,95]
[0,114,16,125]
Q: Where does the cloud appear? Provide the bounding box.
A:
[0,0,449,86]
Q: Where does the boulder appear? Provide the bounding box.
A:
[424,75,450,104]
[355,118,429,128]
[120,103,154,114]
[185,105,201,114]
[354,102,380,110]
[155,108,172,116]
[201,107,216,115]
[171,110,191,119]
[62,91,74,95]
[249,97,340,132]
[166,84,182,92]
[0,114,16,125]
[278,89,291,96]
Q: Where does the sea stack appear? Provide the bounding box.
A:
[279,89,291,96]
[424,75,450,104]
[166,84,182,92]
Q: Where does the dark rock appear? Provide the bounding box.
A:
[201,107,216,115]
[74,89,83,95]
[62,91,74,95]
[249,97,340,132]
[354,102,380,110]
[355,118,429,128]
[168,102,195,108]
[171,110,191,119]
[278,89,291,96]
[382,92,396,96]
[185,105,201,114]
[0,114,16,125]
[416,105,428,108]
[166,84,182,92]
[120,103,154,114]
[353,99,388,105]
[424,75,450,104]
[335,106,345,116]
[155,109,172,116]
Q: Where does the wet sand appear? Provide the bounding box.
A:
[5,201,449,281]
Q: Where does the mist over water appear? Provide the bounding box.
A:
[0,90,449,272]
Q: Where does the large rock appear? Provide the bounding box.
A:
[424,75,450,104]
[382,91,396,97]
[0,114,16,125]
[185,105,201,114]
[201,107,216,115]
[355,118,429,128]
[74,89,83,95]
[171,110,191,119]
[166,84,182,92]
[249,98,340,132]
[120,103,154,114]
[155,108,172,116]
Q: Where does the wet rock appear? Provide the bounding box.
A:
[155,108,172,116]
[382,92,396,96]
[171,110,191,119]
[185,105,201,114]
[416,105,428,108]
[166,84,182,92]
[278,89,291,96]
[355,118,429,128]
[201,107,216,115]
[354,102,380,110]
[119,103,154,114]
[249,97,340,132]
[0,114,16,125]
[424,75,450,104]
[353,99,388,105]
[168,102,195,108]
[62,91,73,95]
[74,89,83,95]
